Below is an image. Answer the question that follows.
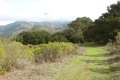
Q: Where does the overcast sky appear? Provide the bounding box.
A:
[0,0,119,25]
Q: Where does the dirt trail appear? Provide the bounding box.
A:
[0,75,7,80]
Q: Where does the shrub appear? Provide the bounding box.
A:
[0,41,34,74]
[105,38,120,79]
[0,40,6,74]
[16,30,50,45]
[0,40,5,59]
[34,42,79,63]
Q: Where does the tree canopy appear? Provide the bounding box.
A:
[84,1,120,44]
[64,17,93,43]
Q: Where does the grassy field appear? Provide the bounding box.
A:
[56,47,114,80]
[1,46,120,80]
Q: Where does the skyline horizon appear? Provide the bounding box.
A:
[0,0,119,25]
[0,16,95,26]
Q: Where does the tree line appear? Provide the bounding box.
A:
[16,1,120,45]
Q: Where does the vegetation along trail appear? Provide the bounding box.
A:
[1,46,120,80]
[56,46,120,80]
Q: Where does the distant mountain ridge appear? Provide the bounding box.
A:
[0,21,69,37]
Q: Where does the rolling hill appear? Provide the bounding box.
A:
[0,21,68,37]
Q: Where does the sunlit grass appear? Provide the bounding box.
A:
[56,47,111,80]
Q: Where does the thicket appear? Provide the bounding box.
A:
[50,32,68,42]
[84,1,120,44]
[105,33,120,79]
[16,30,50,45]
[0,40,80,73]
[0,40,33,74]
[33,42,79,62]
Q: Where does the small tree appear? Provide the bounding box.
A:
[64,17,93,43]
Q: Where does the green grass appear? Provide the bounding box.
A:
[1,45,120,80]
[85,47,107,56]
[56,47,112,80]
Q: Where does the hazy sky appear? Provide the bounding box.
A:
[0,0,119,25]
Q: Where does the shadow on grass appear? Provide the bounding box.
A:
[79,42,105,47]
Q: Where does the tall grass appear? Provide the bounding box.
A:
[0,40,34,74]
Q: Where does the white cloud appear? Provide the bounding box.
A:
[0,21,14,25]
[0,0,119,25]
[0,0,8,15]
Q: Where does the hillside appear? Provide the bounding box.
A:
[0,21,68,37]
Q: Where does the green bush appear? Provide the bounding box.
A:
[16,30,50,45]
[50,32,68,42]
[34,42,79,62]
[0,41,34,74]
